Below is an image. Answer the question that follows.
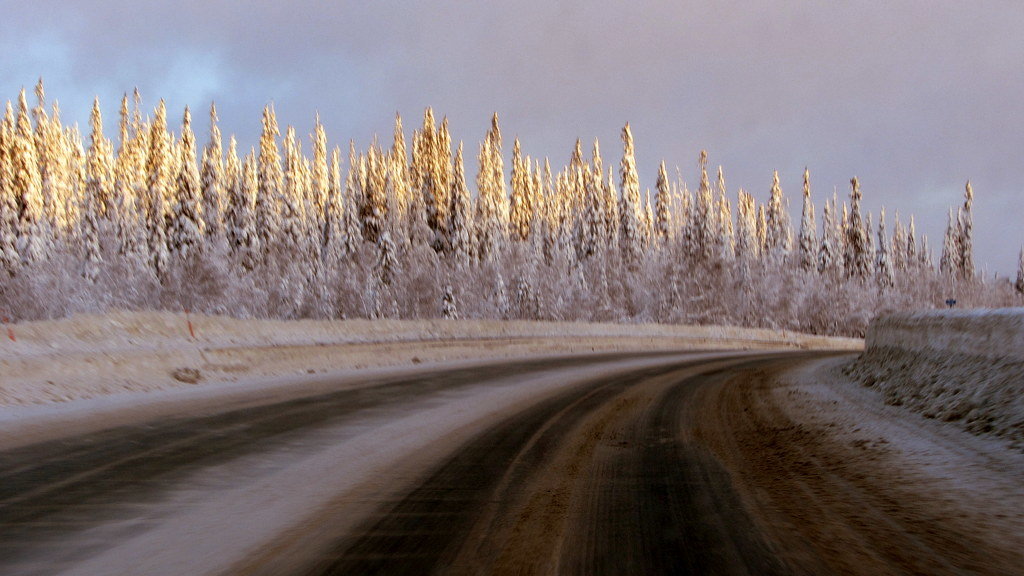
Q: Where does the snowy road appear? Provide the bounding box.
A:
[0,350,1020,575]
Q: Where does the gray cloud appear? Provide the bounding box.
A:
[2,1,1022,274]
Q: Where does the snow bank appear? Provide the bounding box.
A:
[0,310,860,407]
[845,309,1024,448]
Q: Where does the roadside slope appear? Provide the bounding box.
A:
[844,309,1024,448]
[0,310,860,408]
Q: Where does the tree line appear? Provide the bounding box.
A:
[0,80,1018,335]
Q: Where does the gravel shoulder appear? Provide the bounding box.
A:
[697,355,1024,575]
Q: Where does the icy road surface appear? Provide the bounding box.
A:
[0,351,1020,575]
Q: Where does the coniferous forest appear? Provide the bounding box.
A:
[0,81,1019,336]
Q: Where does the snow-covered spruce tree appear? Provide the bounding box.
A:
[890,211,906,274]
[361,144,389,245]
[373,228,400,288]
[80,176,102,283]
[310,115,330,248]
[618,123,642,265]
[575,158,604,260]
[711,166,728,258]
[321,146,346,264]
[280,126,307,257]
[448,142,473,268]
[602,165,620,248]
[200,102,225,240]
[906,215,918,269]
[144,100,172,279]
[817,195,839,276]
[844,177,871,279]
[256,105,283,258]
[735,189,757,263]
[940,207,960,278]
[654,160,672,244]
[412,109,444,247]
[32,80,64,233]
[718,193,734,261]
[13,89,49,264]
[765,170,791,264]
[875,207,894,289]
[797,167,817,272]
[168,106,204,261]
[474,136,505,263]
[224,140,260,270]
[756,204,768,258]
[1016,248,1024,295]
[642,189,655,252]
[0,110,19,275]
[340,142,362,255]
[42,100,78,235]
[84,97,113,231]
[693,151,714,261]
[958,180,975,280]
[112,93,147,260]
[509,137,533,242]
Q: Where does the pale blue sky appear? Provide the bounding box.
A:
[2,1,1022,275]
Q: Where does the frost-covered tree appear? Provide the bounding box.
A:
[1016,247,1024,295]
[797,167,817,272]
[765,170,791,263]
[339,143,362,255]
[509,138,533,242]
[322,146,346,264]
[0,108,19,275]
[280,126,307,256]
[735,189,757,263]
[80,179,102,283]
[85,97,113,232]
[361,145,388,245]
[474,135,506,262]
[875,208,894,288]
[817,194,841,276]
[13,89,49,263]
[958,180,974,280]
[168,106,204,260]
[618,123,642,264]
[891,211,907,274]
[256,105,283,256]
[844,177,871,279]
[940,207,960,278]
[654,160,672,243]
[373,229,399,287]
[693,151,714,261]
[906,215,918,268]
[448,142,473,268]
[224,140,259,270]
[200,102,225,239]
[145,100,172,278]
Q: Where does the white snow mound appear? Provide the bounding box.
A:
[845,308,1024,449]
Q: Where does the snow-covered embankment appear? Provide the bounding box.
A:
[845,309,1024,448]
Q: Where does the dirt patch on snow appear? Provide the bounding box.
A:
[0,310,860,409]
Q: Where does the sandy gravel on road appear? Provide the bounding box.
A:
[698,356,1024,575]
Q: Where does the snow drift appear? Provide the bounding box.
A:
[845,309,1024,448]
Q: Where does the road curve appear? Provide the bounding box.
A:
[2,350,1020,575]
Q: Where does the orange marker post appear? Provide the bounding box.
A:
[185,308,196,340]
[2,316,13,342]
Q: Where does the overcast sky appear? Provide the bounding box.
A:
[2,1,1021,275]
